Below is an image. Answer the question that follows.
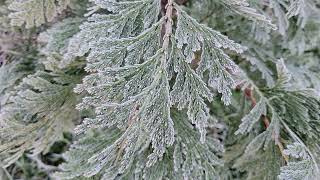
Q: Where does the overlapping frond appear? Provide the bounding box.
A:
[1,0,319,179]
[279,142,318,180]
[56,0,250,178]
[8,0,71,28]
[64,0,160,60]
[234,59,320,178]
[56,110,224,179]
[0,69,81,167]
[234,142,283,180]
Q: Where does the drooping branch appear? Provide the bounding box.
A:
[244,87,289,163]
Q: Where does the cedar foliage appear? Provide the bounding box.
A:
[0,0,320,179]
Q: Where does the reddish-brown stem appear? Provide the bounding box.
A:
[190,51,201,70]
[261,115,270,128]
[244,87,289,163]
[244,87,257,107]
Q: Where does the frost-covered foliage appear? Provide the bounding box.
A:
[8,0,71,28]
[279,142,317,180]
[0,0,320,179]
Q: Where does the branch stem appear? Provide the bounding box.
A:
[162,0,174,56]
[244,87,289,163]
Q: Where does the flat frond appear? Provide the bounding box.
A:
[8,0,71,28]
[0,70,80,167]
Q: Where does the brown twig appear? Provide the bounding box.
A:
[244,87,289,163]
[190,51,202,70]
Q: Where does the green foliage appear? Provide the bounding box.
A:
[234,142,283,180]
[0,0,320,179]
[0,68,82,167]
[59,0,250,177]
[8,0,71,28]
[55,111,224,179]
[279,142,317,180]
[235,97,267,135]
[0,59,34,101]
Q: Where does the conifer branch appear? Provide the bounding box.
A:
[244,87,289,163]
[1,0,319,179]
